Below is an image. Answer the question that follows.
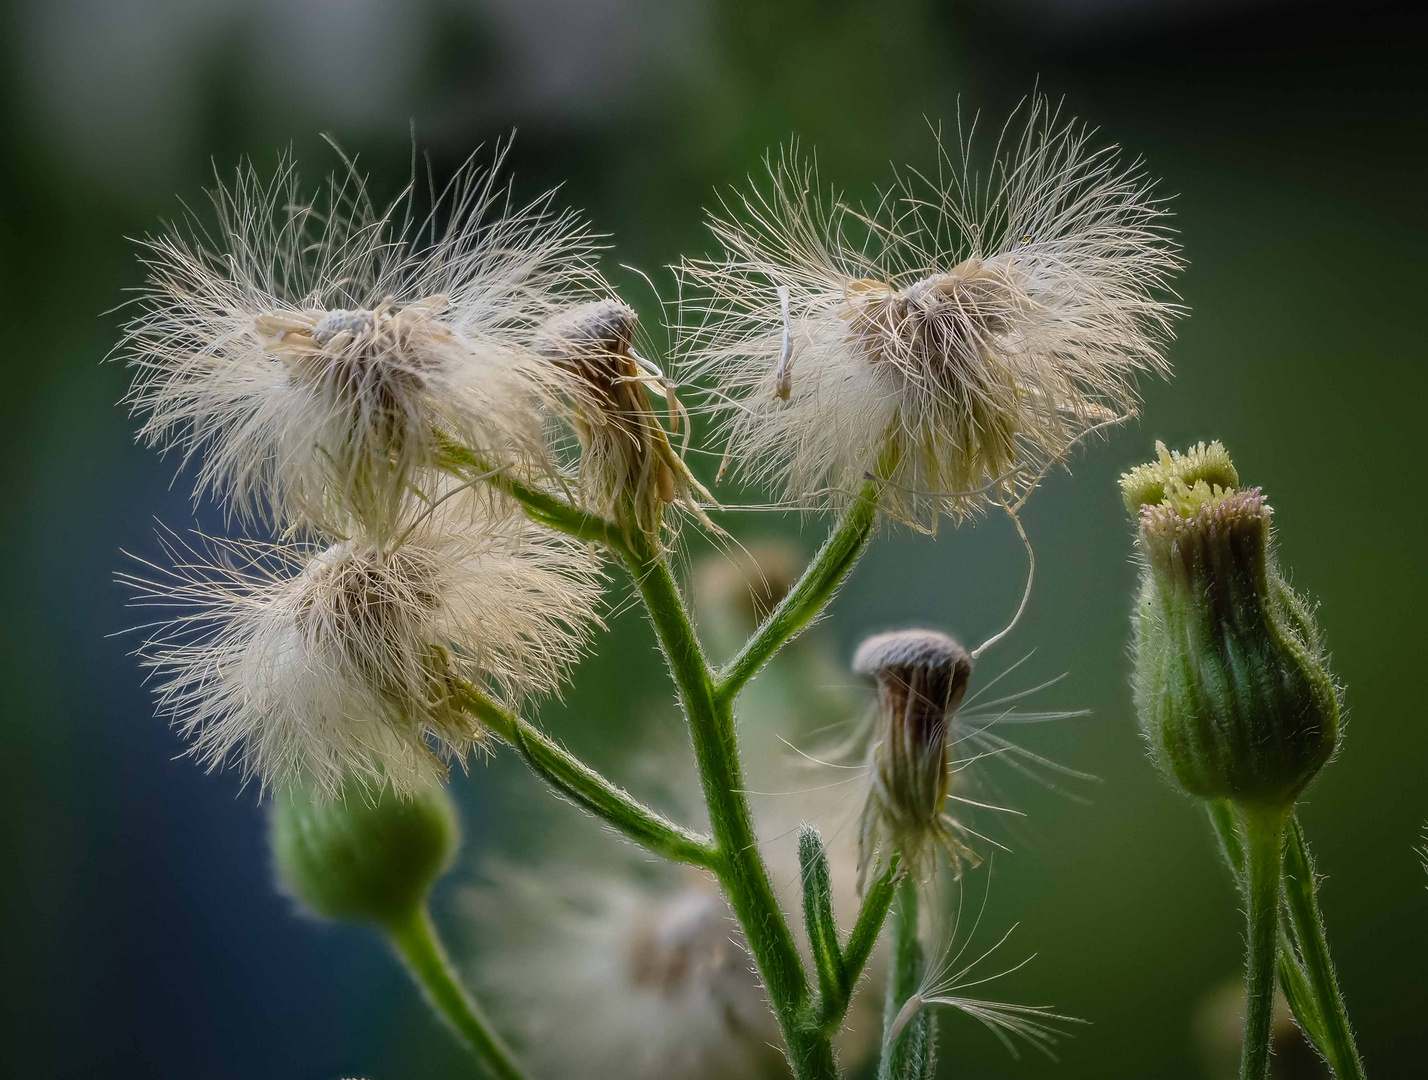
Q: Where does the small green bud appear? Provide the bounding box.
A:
[270,775,459,925]
[854,629,978,889]
[1122,442,1340,810]
[798,826,847,1008]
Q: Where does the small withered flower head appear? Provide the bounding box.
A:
[854,629,977,889]
[678,97,1181,526]
[1122,442,1340,809]
[122,142,600,538]
[125,501,604,798]
[536,298,713,540]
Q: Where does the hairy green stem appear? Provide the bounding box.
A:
[440,443,629,555]
[1207,803,1365,1078]
[1282,817,1366,1079]
[820,859,899,1033]
[385,905,529,1080]
[1240,807,1286,1080]
[1208,802,1324,1043]
[881,875,935,1080]
[456,683,718,869]
[624,534,837,1080]
[716,480,880,705]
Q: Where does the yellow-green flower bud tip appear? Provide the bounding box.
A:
[1122,444,1340,810]
[1119,439,1239,515]
[854,629,978,889]
[271,776,459,926]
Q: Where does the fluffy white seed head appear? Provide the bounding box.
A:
[125,504,604,798]
[678,98,1182,526]
[122,142,603,538]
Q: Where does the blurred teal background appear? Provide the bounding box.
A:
[2,1,1426,1077]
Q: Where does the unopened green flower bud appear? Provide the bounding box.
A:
[271,776,459,926]
[854,629,977,889]
[1122,442,1340,810]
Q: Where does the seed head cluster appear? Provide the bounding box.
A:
[122,146,631,796]
[121,109,1179,800]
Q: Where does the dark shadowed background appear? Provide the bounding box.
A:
[3,1,1426,1077]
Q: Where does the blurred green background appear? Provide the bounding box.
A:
[3,1,1426,1077]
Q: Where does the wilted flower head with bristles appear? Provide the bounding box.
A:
[854,629,976,888]
[536,298,713,540]
[125,502,604,798]
[122,141,601,538]
[678,97,1181,526]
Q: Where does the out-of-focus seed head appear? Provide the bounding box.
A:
[472,868,791,1080]
[1122,442,1340,810]
[692,542,801,657]
[853,629,977,889]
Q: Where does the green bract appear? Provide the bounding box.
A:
[271,777,459,925]
[1123,442,1340,809]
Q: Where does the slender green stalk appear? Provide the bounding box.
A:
[1207,802,1326,1046]
[623,534,837,1080]
[1207,803,1365,1078]
[1240,807,1287,1080]
[716,480,879,705]
[455,682,718,870]
[1282,817,1366,1080]
[881,875,935,1080]
[385,905,530,1080]
[820,859,899,1032]
[440,443,629,555]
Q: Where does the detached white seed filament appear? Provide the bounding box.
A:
[774,284,793,401]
